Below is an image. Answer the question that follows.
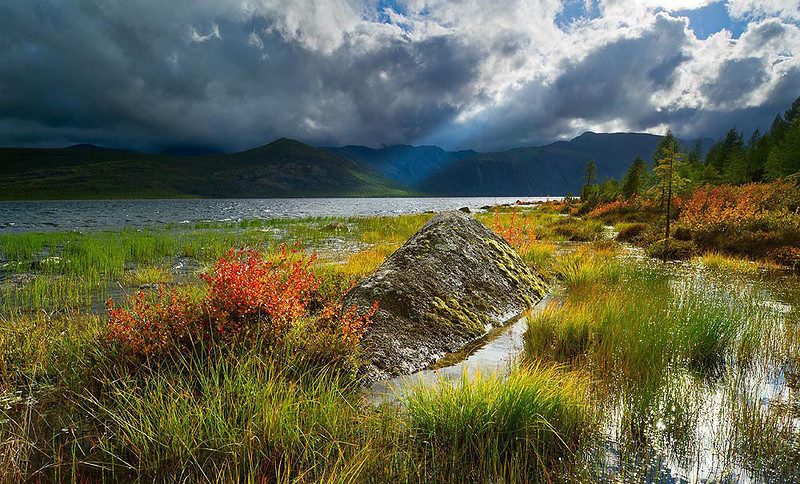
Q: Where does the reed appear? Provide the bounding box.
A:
[403,363,595,481]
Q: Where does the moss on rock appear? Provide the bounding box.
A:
[342,210,548,381]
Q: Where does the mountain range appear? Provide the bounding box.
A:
[0,132,712,200]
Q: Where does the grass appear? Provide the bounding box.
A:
[526,262,750,384]
[403,364,595,481]
[2,206,800,481]
[694,251,783,275]
[551,249,623,290]
[523,241,800,480]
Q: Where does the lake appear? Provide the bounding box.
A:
[0,197,559,233]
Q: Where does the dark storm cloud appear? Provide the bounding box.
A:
[705,57,768,105]
[0,0,480,151]
[0,1,798,151]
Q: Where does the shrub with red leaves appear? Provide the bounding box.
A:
[491,208,536,254]
[293,301,378,368]
[105,288,201,360]
[201,246,319,342]
[103,245,374,366]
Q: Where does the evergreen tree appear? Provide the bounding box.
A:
[580,159,598,201]
[652,131,678,208]
[649,139,688,244]
[742,129,769,182]
[706,128,745,181]
[652,131,678,169]
[766,119,800,179]
[598,178,621,202]
[622,156,647,198]
[683,140,704,182]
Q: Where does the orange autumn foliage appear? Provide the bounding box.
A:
[679,181,796,231]
[491,208,536,254]
[104,245,375,364]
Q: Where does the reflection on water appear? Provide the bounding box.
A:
[368,294,555,405]
[0,197,557,233]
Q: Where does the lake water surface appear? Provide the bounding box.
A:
[0,197,558,233]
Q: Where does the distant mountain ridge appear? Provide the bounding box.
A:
[323,144,477,187]
[418,132,714,196]
[0,138,413,200]
[0,132,713,200]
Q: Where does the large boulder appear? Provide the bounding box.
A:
[343,210,547,381]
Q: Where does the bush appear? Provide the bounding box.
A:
[587,196,661,224]
[679,181,796,232]
[770,246,800,271]
[616,223,649,243]
[490,208,536,254]
[646,238,697,261]
[103,246,375,368]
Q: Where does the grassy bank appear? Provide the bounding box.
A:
[1,206,799,481]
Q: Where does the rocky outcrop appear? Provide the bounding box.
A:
[343,210,547,381]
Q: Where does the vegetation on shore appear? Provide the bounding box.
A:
[571,96,800,268]
[2,199,799,481]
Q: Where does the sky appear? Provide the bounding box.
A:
[1,0,799,152]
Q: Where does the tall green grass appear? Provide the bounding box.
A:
[403,364,595,482]
[525,264,745,384]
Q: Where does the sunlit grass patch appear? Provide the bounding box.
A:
[694,251,782,274]
[525,264,755,385]
[552,250,623,289]
[522,241,558,272]
[403,363,595,480]
[87,352,369,481]
[353,214,431,245]
[524,302,595,363]
[322,244,396,278]
[120,264,174,287]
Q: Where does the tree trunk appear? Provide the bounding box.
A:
[664,157,673,262]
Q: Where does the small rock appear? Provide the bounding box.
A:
[458,206,471,213]
[324,222,348,231]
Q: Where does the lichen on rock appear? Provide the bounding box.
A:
[342,210,547,381]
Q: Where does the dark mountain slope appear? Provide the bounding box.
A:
[0,138,413,200]
[324,144,467,187]
[419,132,713,196]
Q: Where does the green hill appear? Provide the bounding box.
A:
[0,138,414,200]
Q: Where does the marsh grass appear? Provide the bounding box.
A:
[524,241,800,480]
[403,364,595,482]
[2,210,800,481]
[694,251,783,275]
[552,250,623,290]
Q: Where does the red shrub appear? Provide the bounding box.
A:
[679,181,795,232]
[104,245,374,365]
[201,246,319,340]
[588,197,639,218]
[491,208,536,253]
[105,288,200,359]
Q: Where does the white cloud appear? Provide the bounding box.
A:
[642,0,719,11]
[190,24,221,43]
[728,0,800,21]
[247,32,264,49]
